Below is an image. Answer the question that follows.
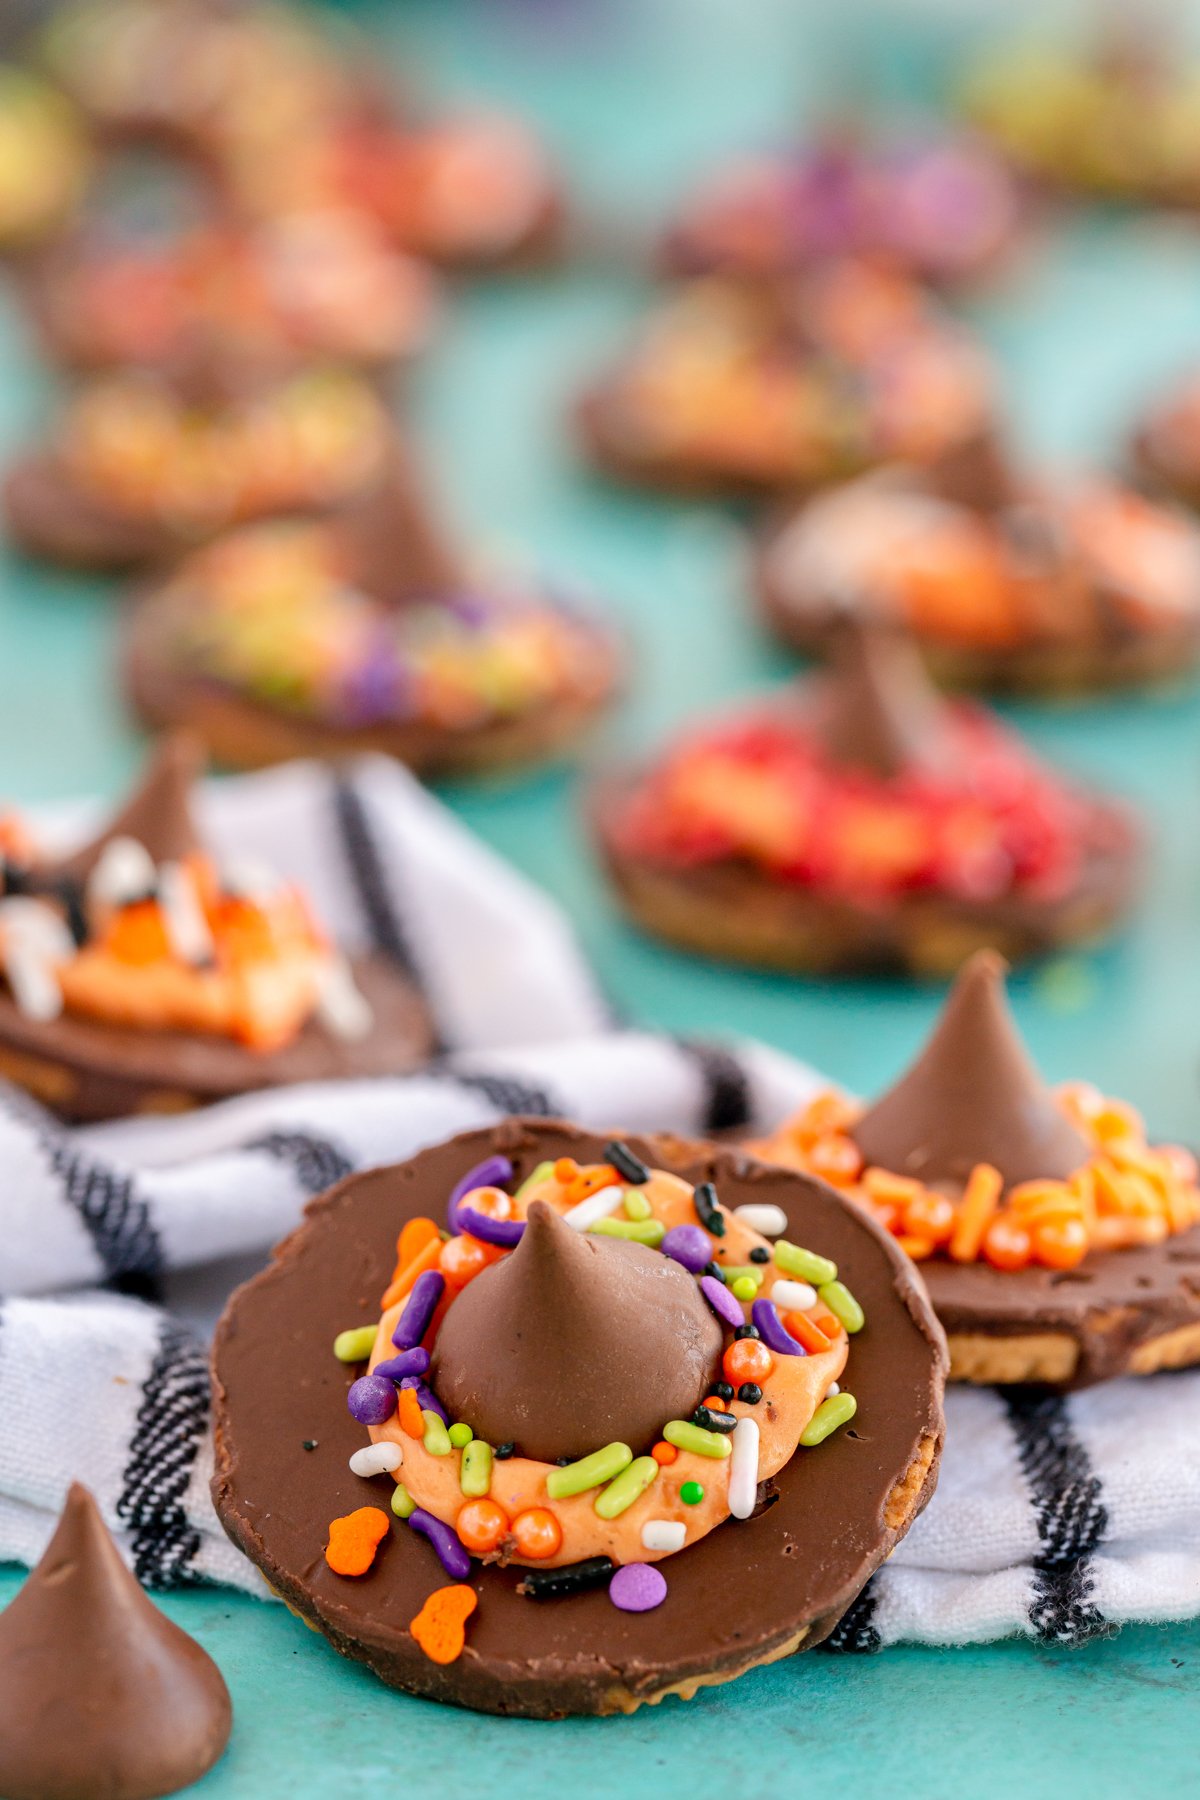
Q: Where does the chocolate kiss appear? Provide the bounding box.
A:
[430,1199,723,1463]
[339,442,467,608]
[850,950,1091,1190]
[56,733,204,882]
[808,620,953,780]
[0,1483,231,1800]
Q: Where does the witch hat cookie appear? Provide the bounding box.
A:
[0,735,434,1119]
[592,620,1141,975]
[212,1119,946,1714]
[124,449,621,781]
[752,952,1200,1387]
[0,1483,231,1800]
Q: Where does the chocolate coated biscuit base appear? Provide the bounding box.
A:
[0,952,433,1122]
[124,589,621,779]
[211,1119,947,1717]
[592,777,1139,978]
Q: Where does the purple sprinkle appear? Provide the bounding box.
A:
[700,1274,743,1329]
[751,1298,806,1357]
[400,1376,448,1424]
[346,1374,397,1425]
[609,1563,667,1613]
[447,1155,513,1233]
[408,1507,472,1580]
[373,1347,430,1384]
[661,1224,711,1273]
[455,1207,526,1248]
[392,1270,446,1350]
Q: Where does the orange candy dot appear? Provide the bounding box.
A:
[511,1508,562,1560]
[723,1337,774,1387]
[982,1216,1032,1272]
[902,1191,956,1243]
[553,1158,579,1184]
[325,1506,390,1576]
[439,1233,500,1290]
[410,1584,478,1665]
[460,1186,513,1221]
[456,1499,509,1555]
[807,1135,863,1186]
[1031,1215,1089,1270]
[651,1440,678,1465]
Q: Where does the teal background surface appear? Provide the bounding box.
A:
[3,1,1200,1793]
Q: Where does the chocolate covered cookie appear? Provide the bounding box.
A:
[592,623,1140,976]
[751,952,1200,1388]
[212,1119,946,1715]
[0,736,433,1120]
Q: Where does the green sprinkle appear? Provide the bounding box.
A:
[819,1280,865,1334]
[546,1442,633,1499]
[460,1439,493,1498]
[662,1420,733,1460]
[722,1264,765,1288]
[594,1455,659,1519]
[774,1240,837,1286]
[623,1189,653,1221]
[514,1160,556,1201]
[422,1411,453,1456]
[332,1326,377,1363]
[730,1276,758,1301]
[390,1483,416,1519]
[800,1393,857,1447]
[680,1481,705,1506]
[589,1217,666,1247]
[448,1422,474,1448]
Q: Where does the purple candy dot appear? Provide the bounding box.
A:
[609,1563,668,1613]
[661,1224,712,1273]
[700,1274,743,1329]
[346,1374,397,1425]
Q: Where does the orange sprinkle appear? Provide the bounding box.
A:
[799,1091,856,1140]
[325,1506,390,1576]
[814,1312,842,1339]
[398,1386,425,1439]
[410,1584,478,1665]
[381,1236,443,1311]
[455,1499,509,1555]
[949,1163,1004,1263]
[553,1158,579,1185]
[723,1336,774,1387]
[396,1217,440,1272]
[651,1441,678,1466]
[563,1164,619,1205]
[1090,1102,1142,1145]
[895,1234,935,1260]
[901,1190,955,1244]
[807,1135,863,1186]
[863,1167,926,1205]
[459,1185,513,1221]
[1031,1215,1089,1270]
[784,1312,832,1355]
[982,1215,1032,1272]
[438,1233,501,1292]
[511,1508,562,1561]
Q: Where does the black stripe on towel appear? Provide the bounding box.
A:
[117,1318,209,1588]
[332,772,438,1002]
[246,1130,355,1196]
[821,1578,882,1653]
[1004,1388,1110,1645]
[443,1069,561,1118]
[675,1039,753,1133]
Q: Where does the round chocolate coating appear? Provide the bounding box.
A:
[430,1199,723,1462]
[211,1119,947,1717]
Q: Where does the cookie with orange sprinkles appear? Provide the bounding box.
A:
[750,951,1200,1388]
[211,1118,946,1716]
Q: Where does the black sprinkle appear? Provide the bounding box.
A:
[555,1457,572,1467]
[518,1556,615,1600]
[737,1384,763,1406]
[605,1140,650,1185]
[714,1381,734,1403]
[494,1442,516,1460]
[302,1439,318,1451]
[734,1324,761,1341]
[692,1406,737,1434]
[749,1246,769,1264]
[693,1182,726,1238]
[702,1261,725,1283]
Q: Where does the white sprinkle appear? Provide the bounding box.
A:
[316,954,375,1041]
[563,1184,625,1230]
[221,855,282,901]
[349,1441,403,1477]
[641,1519,687,1553]
[728,1416,760,1521]
[159,861,214,965]
[771,1278,818,1314]
[732,1203,788,1237]
[825,1382,840,1399]
[87,835,156,910]
[0,898,73,1021]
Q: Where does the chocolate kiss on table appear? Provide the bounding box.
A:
[0,1483,231,1800]
[807,620,954,779]
[850,949,1091,1191]
[53,732,204,884]
[430,1198,723,1462]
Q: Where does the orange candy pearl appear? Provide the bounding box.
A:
[723,1336,774,1388]
[651,1441,678,1465]
[439,1233,500,1290]
[1031,1215,1089,1270]
[456,1499,509,1555]
[461,1186,513,1221]
[807,1136,863,1186]
[983,1216,1032,1272]
[511,1508,562,1560]
[902,1190,956,1244]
